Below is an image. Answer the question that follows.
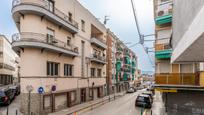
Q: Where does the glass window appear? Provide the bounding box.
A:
[47,62,59,76]
[81,20,85,32]
[64,64,73,76]
[68,12,73,22]
[45,0,54,12]
[47,28,55,43]
[67,37,71,46]
[97,69,101,77]
[91,68,95,77]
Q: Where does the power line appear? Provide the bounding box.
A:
[131,0,142,40]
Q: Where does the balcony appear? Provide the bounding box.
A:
[123,73,131,81]
[155,43,172,59]
[12,0,78,34]
[90,37,107,50]
[155,2,172,25]
[154,73,203,89]
[12,32,79,57]
[90,54,106,64]
[116,47,123,54]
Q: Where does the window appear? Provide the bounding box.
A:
[91,68,95,77]
[0,52,3,57]
[47,28,55,43]
[97,69,102,77]
[81,20,85,32]
[161,0,169,3]
[47,62,59,76]
[68,12,73,22]
[64,64,73,76]
[67,37,71,46]
[45,0,54,12]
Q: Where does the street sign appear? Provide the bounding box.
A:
[26,85,34,92]
[38,87,44,94]
[51,85,56,92]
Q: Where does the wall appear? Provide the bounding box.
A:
[172,0,204,49]
[164,92,204,115]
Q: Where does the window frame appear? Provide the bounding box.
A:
[81,20,85,32]
[91,68,95,77]
[47,61,59,76]
[64,64,73,77]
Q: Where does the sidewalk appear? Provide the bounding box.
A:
[146,91,166,115]
[49,92,126,115]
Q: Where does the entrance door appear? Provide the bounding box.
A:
[81,89,86,103]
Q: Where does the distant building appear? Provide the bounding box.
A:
[0,35,19,86]
[106,29,139,93]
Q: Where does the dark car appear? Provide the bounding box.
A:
[0,86,15,105]
[142,92,154,103]
[135,94,152,108]
[127,87,135,93]
[10,83,20,96]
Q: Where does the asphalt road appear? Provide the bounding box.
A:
[79,89,150,115]
[0,96,23,115]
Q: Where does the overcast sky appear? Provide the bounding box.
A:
[0,0,155,73]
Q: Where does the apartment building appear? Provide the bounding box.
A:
[106,30,139,94]
[0,35,19,86]
[154,0,204,114]
[11,0,107,114]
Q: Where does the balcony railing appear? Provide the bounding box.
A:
[12,32,79,54]
[90,37,107,49]
[12,0,78,29]
[155,73,198,86]
[90,54,106,64]
[155,43,171,51]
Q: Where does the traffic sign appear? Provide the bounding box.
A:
[51,85,56,92]
[38,87,44,94]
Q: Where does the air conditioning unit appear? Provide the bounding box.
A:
[157,3,172,17]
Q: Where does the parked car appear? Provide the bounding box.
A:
[0,86,16,105]
[127,87,135,93]
[130,87,137,92]
[10,83,20,96]
[135,86,144,90]
[142,91,154,103]
[135,94,152,108]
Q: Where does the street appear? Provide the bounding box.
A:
[78,89,151,115]
[0,96,22,115]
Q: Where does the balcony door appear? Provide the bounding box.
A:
[45,0,54,12]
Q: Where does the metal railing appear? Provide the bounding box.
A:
[155,73,198,86]
[155,43,171,51]
[12,0,78,29]
[12,32,79,53]
[91,54,106,62]
[90,37,106,45]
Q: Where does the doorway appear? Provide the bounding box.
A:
[80,88,86,103]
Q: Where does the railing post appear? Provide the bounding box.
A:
[181,74,183,85]
[167,74,169,84]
